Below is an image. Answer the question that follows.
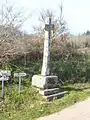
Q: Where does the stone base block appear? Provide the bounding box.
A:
[32,75,58,89]
[39,88,59,96]
[44,91,68,101]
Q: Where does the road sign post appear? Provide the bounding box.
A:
[0,76,10,104]
[0,70,11,104]
[2,78,4,104]
[19,76,21,94]
[14,73,26,93]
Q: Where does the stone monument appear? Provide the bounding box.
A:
[32,17,58,89]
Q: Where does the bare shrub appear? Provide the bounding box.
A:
[0,1,30,65]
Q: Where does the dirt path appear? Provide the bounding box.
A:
[38,98,90,120]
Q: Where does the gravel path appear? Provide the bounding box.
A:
[38,98,90,120]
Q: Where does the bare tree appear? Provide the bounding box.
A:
[54,4,68,38]
[0,1,31,65]
[33,3,68,38]
[33,9,54,35]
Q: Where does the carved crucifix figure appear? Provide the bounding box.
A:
[41,17,54,76]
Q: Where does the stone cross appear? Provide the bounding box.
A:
[32,17,58,89]
[41,17,54,76]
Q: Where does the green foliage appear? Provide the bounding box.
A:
[86,59,90,81]
[2,64,11,70]
[8,60,42,79]
[50,53,89,83]
[0,82,90,120]
[1,51,89,84]
[2,51,89,83]
[50,60,86,83]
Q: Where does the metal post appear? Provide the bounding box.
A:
[2,78,4,104]
[19,76,21,93]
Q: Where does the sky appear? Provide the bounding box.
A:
[1,0,90,35]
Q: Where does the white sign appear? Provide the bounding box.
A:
[0,70,11,76]
[0,74,10,104]
[14,72,26,93]
[0,70,11,103]
[0,76,9,81]
[14,73,27,77]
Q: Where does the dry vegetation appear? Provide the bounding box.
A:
[0,1,30,65]
[0,1,90,65]
[1,31,90,64]
[68,35,90,48]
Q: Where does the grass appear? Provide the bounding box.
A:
[0,79,90,120]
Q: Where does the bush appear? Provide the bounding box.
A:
[50,52,88,83]
[1,51,89,84]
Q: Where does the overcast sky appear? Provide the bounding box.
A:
[1,0,90,35]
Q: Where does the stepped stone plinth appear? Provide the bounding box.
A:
[32,17,68,101]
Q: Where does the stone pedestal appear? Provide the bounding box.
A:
[32,75,58,89]
[31,18,68,101]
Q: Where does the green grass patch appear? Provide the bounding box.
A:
[0,81,90,120]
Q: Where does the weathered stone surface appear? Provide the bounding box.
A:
[43,91,68,101]
[41,17,54,76]
[32,75,58,89]
[39,88,59,96]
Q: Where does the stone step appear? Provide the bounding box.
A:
[39,88,60,96]
[43,91,68,101]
